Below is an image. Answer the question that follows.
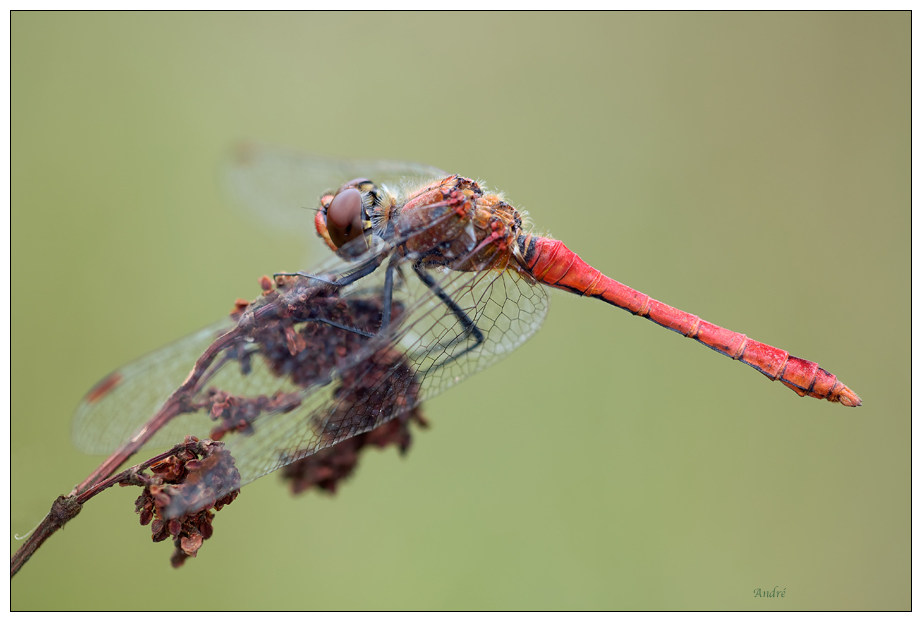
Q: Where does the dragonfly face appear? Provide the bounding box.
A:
[317,177,396,256]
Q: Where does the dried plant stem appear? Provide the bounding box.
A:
[11,442,201,577]
[11,280,332,578]
[73,327,244,494]
[10,321,253,578]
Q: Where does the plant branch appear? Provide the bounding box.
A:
[11,441,202,577]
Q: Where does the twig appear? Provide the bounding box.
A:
[11,322,250,578]
[11,441,201,577]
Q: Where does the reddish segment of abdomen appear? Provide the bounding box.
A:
[520,236,861,407]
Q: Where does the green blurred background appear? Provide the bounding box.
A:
[11,12,908,610]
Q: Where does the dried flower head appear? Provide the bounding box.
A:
[227,276,430,495]
[281,406,428,495]
[134,437,240,567]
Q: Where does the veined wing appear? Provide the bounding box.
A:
[72,319,236,455]
[162,264,547,517]
[70,235,385,456]
[73,202,549,517]
[162,262,549,518]
[225,142,448,238]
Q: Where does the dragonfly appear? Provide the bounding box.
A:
[71,144,861,519]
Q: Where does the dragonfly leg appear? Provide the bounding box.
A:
[292,317,375,338]
[380,254,403,331]
[412,263,485,365]
[273,252,387,287]
[334,253,388,287]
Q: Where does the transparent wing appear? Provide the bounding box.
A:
[395,264,551,404]
[217,261,550,505]
[115,263,546,517]
[71,319,236,454]
[224,142,448,237]
[70,239,376,456]
[73,196,550,518]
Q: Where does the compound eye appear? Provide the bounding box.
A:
[326,188,365,248]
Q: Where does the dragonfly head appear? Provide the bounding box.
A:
[316,178,380,256]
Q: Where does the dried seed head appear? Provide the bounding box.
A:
[281,406,428,495]
[134,439,240,567]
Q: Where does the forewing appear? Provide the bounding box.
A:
[72,319,236,455]
[155,266,422,516]
[225,142,447,239]
[395,265,550,402]
[159,260,549,517]
[70,237,380,456]
[73,196,549,516]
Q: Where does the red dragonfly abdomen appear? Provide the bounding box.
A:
[518,235,861,407]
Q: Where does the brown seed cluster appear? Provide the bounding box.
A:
[317,346,421,447]
[230,275,431,495]
[193,388,302,441]
[281,406,429,494]
[239,276,395,389]
[135,276,429,567]
[134,437,241,567]
[235,276,428,494]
